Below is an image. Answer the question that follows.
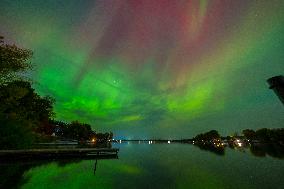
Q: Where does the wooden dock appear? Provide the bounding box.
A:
[0,148,119,161]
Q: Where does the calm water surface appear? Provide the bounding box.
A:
[1,143,284,189]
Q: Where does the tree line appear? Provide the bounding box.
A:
[192,128,284,158]
[193,128,284,144]
[0,36,112,149]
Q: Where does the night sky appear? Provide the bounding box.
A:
[1,0,283,139]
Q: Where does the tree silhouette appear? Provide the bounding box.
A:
[0,36,32,84]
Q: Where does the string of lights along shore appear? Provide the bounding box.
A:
[1,0,283,138]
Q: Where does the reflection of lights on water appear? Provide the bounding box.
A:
[168,140,171,144]
[148,141,151,144]
[119,140,122,143]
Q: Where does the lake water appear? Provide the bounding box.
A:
[1,142,284,189]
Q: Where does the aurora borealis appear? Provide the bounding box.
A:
[0,0,283,138]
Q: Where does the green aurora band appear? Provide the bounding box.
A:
[0,0,283,138]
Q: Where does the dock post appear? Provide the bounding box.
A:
[94,159,98,175]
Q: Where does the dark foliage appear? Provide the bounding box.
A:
[194,130,221,142]
[243,128,284,143]
[0,36,113,149]
[0,36,32,84]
